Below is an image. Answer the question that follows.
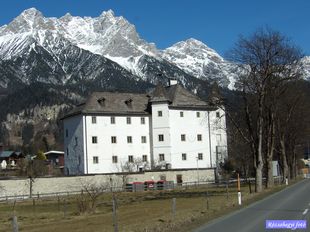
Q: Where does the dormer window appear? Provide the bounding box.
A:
[125,98,133,107]
[97,97,106,106]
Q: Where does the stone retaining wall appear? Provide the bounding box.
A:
[0,169,215,198]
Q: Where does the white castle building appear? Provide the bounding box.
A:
[62,82,228,175]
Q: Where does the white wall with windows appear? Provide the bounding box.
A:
[64,107,228,175]
[85,115,151,173]
[209,107,228,167]
[151,103,172,168]
[169,109,211,169]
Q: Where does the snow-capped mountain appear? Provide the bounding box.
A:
[0,8,219,148]
[0,8,237,89]
[0,8,158,58]
[162,38,238,89]
[0,8,159,81]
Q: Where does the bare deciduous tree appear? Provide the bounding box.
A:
[77,179,109,214]
[228,27,303,192]
[117,158,150,188]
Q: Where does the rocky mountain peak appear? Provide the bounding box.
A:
[3,8,54,34]
[165,38,223,62]
[60,13,73,22]
[99,9,115,19]
[182,38,209,48]
[161,38,228,85]
[20,7,44,19]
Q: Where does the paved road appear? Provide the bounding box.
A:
[195,179,310,232]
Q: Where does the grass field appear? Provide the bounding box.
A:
[0,181,297,232]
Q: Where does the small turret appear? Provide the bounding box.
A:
[150,84,170,103]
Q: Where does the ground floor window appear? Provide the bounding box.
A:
[93,156,99,164]
[177,174,183,184]
[112,156,118,163]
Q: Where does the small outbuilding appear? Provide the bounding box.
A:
[44,150,64,167]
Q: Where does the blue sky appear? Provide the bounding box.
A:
[1,0,310,56]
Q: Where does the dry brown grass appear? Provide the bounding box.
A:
[0,181,298,232]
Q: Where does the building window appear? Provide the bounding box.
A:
[112,156,118,163]
[141,117,145,124]
[216,134,222,144]
[159,153,165,161]
[197,134,202,141]
[141,136,147,143]
[111,116,115,124]
[182,153,187,160]
[128,155,134,163]
[158,134,164,142]
[216,112,220,118]
[65,129,68,138]
[111,136,117,144]
[93,156,99,164]
[66,148,69,156]
[92,116,97,124]
[142,155,147,162]
[75,137,78,146]
[181,134,186,141]
[158,111,163,117]
[92,136,97,144]
[196,112,200,118]
[198,153,203,160]
[127,136,133,143]
[127,117,131,124]
[180,111,184,117]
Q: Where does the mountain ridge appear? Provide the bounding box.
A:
[0,8,309,151]
[0,8,238,89]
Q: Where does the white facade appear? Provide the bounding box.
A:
[63,85,228,175]
[64,115,151,175]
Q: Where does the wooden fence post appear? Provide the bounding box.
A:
[112,194,118,232]
[172,198,176,219]
[32,198,36,214]
[12,214,19,232]
[57,195,60,211]
[63,199,67,218]
[206,192,209,210]
[226,181,229,200]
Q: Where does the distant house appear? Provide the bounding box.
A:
[0,151,24,168]
[44,150,64,167]
[62,82,228,175]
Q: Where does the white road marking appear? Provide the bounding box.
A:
[302,209,308,215]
